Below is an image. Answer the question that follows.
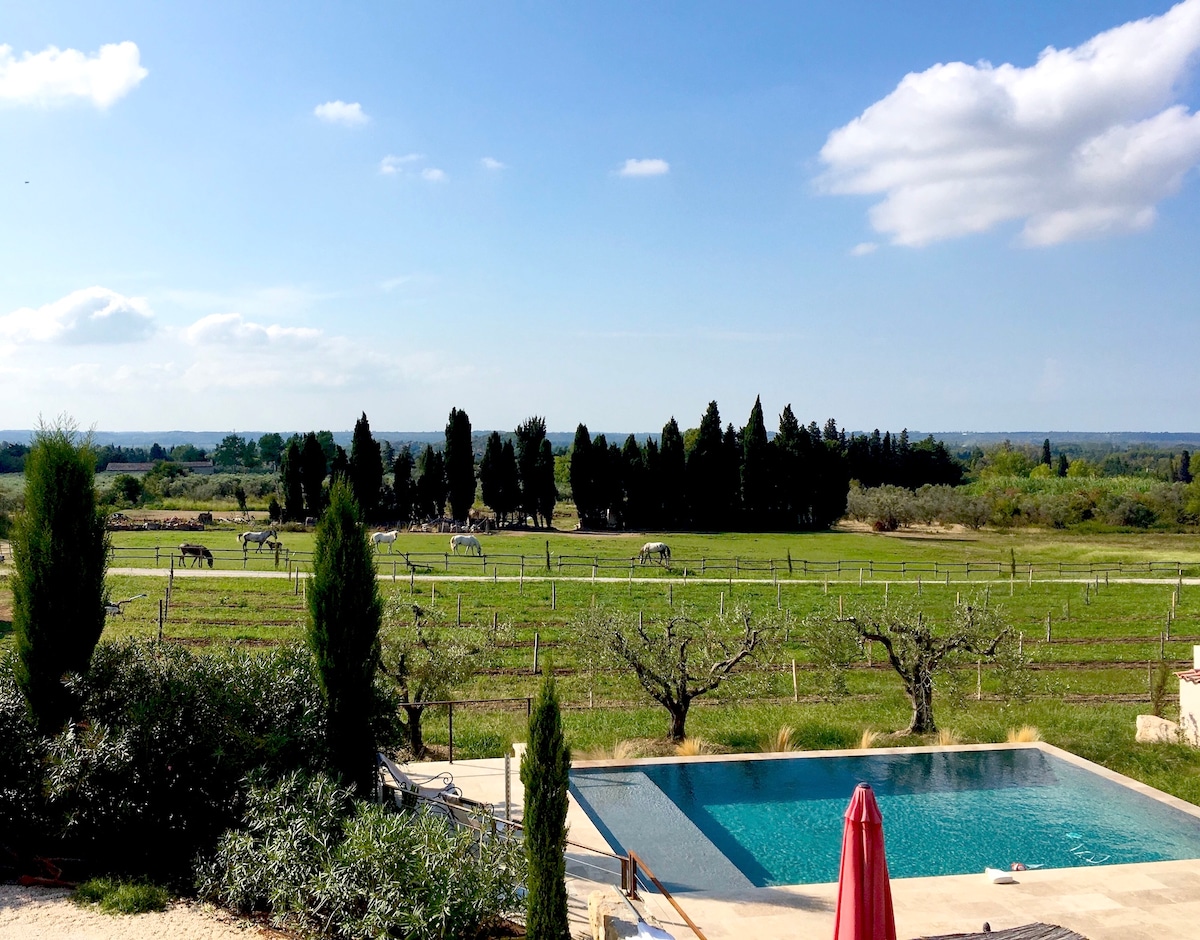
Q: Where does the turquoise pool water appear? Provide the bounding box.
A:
[569,748,1200,892]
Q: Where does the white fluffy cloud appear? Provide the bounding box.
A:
[619,158,670,177]
[185,312,321,347]
[313,99,368,126]
[480,156,506,170]
[379,153,423,175]
[819,0,1200,246]
[850,242,878,257]
[379,153,445,180]
[0,41,146,108]
[0,287,155,344]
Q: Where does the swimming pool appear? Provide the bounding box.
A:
[569,745,1200,892]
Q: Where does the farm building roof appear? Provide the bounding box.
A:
[1177,669,1200,685]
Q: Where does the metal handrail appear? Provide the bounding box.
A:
[625,849,708,940]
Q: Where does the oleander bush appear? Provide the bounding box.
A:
[196,772,525,940]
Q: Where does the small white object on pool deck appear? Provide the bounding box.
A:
[986,867,1017,884]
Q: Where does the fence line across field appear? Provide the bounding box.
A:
[105,544,1197,581]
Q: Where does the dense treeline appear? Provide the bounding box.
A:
[569,399,958,532]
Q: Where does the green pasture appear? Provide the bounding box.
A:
[104,526,1200,576]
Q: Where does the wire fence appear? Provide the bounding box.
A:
[105,544,1199,581]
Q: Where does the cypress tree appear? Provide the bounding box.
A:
[306,479,383,795]
[349,412,383,522]
[686,402,725,529]
[741,396,771,530]
[330,445,350,483]
[521,672,571,940]
[1179,450,1192,484]
[568,424,596,528]
[1056,453,1069,477]
[479,431,505,520]
[621,435,646,529]
[500,439,521,524]
[415,445,447,519]
[392,447,416,523]
[658,418,686,528]
[444,408,476,521]
[300,432,327,518]
[515,417,549,527]
[536,438,558,528]
[1042,438,1053,467]
[13,423,109,734]
[281,439,305,522]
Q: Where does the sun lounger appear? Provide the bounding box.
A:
[376,752,459,809]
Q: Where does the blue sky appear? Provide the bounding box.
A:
[2,1,1199,434]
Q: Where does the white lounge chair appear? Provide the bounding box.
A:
[376,752,459,809]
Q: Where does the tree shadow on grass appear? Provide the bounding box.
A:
[0,619,12,640]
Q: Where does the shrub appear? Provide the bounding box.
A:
[197,772,525,940]
[0,653,46,854]
[35,641,329,877]
[73,877,170,914]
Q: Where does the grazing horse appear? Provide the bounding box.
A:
[639,541,671,565]
[238,529,277,552]
[179,543,214,568]
[372,530,400,553]
[450,534,482,555]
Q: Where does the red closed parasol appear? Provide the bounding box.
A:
[833,782,897,940]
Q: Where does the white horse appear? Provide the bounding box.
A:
[239,529,277,552]
[639,541,671,565]
[372,530,400,552]
[179,543,214,568]
[450,534,482,555]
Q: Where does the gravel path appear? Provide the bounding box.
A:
[0,885,281,940]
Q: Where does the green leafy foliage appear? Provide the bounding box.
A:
[197,772,525,940]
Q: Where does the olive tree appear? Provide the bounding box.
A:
[579,608,767,742]
[12,420,108,734]
[808,599,1008,735]
[378,601,486,758]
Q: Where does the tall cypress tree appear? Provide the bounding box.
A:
[658,418,686,528]
[444,408,476,521]
[392,447,416,523]
[621,435,646,529]
[568,424,596,528]
[12,422,109,734]
[281,439,305,522]
[300,431,328,518]
[306,480,382,795]
[479,431,505,521]
[521,672,571,940]
[1042,438,1053,467]
[686,402,725,529]
[500,439,522,524]
[515,417,549,527]
[415,445,447,519]
[349,412,383,522]
[741,396,771,530]
[536,438,558,528]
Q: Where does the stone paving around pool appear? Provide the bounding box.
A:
[407,747,1200,940]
